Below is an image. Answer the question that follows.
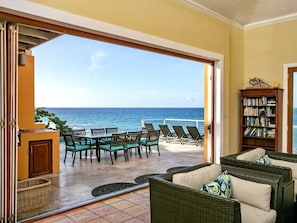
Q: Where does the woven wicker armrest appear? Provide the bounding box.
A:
[266,150,297,163]
[220,152,292,181]
[149,176,241,223]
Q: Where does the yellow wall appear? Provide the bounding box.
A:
[244,20,297,87]
[27,0,297,155]
[18,129,60,180]
[18,54,60,180]
[18,54,36,130]
[27,0,244,155]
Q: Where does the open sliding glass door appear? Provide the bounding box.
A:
[0,21,18,222]
[204,60,223,164]
[204,62,214,163]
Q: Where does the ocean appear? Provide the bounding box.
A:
[43,107,205,134]
[42,107,297,153]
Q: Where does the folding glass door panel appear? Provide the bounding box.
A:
[0,21,18,222]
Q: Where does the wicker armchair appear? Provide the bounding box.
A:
[149,163,291,223]
[220,150,296,222]
[220,150,294,181]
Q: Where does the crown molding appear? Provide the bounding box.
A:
[180,0,297,30]
[244,13,297,30]
[179,0,243,29]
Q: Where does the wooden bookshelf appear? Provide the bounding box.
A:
[240,88,283,152]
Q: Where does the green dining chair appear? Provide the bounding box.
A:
[126,131,142,159]
[140,130,160,158]
[99,132,127,164]
[63,134,92,165]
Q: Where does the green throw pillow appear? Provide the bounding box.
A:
[254,154,270,165]
[201,170,232,199]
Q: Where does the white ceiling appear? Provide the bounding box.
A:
[183,0,297,26]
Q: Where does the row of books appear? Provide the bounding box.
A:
[244,117,271,127]
[244,127,275,138]
[243,97,276,106]
[243,106,275,116]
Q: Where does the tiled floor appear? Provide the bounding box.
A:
[18,139,204,222]
[32,188,150,223]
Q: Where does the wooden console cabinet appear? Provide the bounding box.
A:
[29,140,52,177]
[240,88,283,152]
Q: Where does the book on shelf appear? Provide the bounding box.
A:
[267,99,276,106]
[244,127,251,135]
[249,128,257,136]
[243,97,269,106]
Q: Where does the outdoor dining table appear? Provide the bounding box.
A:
[75,133,113,162]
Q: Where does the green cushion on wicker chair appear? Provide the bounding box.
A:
[98,132,127,164]
[63,134,92,165]
[140,130,160,158]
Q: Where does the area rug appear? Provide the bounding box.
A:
[134,173,162,184]
[91,182,137,197]
[166,166,190,173]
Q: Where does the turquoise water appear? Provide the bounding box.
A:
[42,107,297,153]
[43,107,204,134]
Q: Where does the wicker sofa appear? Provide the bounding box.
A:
[149,163,291,223]
[220,148,296,223]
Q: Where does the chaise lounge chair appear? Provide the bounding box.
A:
[172,125,191,144]
[186,126,204,145]
[158,124,176,142]
[144,122,155,131]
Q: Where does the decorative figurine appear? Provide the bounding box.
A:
[248,77,272,88]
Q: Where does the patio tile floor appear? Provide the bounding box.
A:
[18,139,204,222]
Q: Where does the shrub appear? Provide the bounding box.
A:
[35,108,72,135]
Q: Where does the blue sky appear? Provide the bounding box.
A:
[32,35,204,108]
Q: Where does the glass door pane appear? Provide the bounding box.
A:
[293,73,297,153]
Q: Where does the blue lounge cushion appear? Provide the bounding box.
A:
[254,154,270,165]
[201,170,232,199]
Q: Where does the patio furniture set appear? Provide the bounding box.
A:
[149,148,297,223]
[63,127,160,165]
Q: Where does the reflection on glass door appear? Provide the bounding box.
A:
[293,73,297,154]
[288,67,297,154]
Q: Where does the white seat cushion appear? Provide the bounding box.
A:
[269,157,297,178]
[172,164,221,189]
[237,148,266,161]
[229,175,271,211]
[240,202,276,223]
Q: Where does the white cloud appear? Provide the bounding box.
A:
[186,96,196,101]
[88,51,105,70]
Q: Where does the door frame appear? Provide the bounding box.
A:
[0,4,225,163]
[283,63,297,153]
[283,64,297,153]
[0,3,225,219]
